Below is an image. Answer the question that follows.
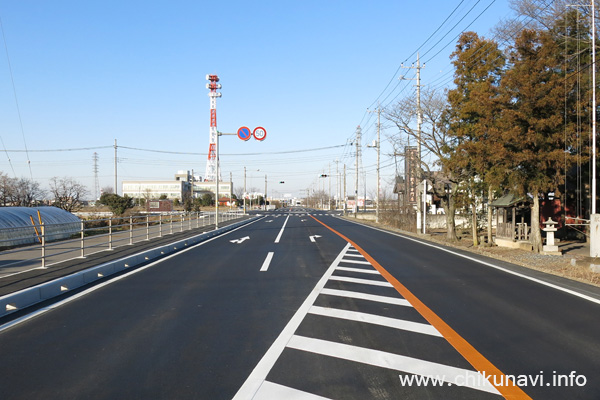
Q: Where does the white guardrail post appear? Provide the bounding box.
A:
[41,222,46,269]
[108,217,113,250]
[80,220,85,258]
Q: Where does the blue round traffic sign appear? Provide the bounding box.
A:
[237,126,251,141]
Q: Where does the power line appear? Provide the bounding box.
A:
[119,144,346,156]
[0,135,16,177]
[0,16,32,179]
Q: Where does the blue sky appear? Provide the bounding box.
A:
[0,0,513,200]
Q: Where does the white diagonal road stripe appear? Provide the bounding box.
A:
[335,266,379,274]
[309,305,441,337]
[287,335,501,395]
[328,275,392,287]
[320,288,412,307]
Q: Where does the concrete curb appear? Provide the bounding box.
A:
[0,217,258,318]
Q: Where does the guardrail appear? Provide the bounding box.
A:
[0,215,256,318]
[0,210,243,272]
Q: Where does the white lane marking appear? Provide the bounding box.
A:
[232,243,352,400]
[339,258,371,265]
[0,217,267,334]
[335,266,379,275]
[260,252,275,272]
[274,215,290,243]
[253,381,332,400]
[328,275,393,287]
[320,288,412,307]
[308,305,441,337]
[287,335,500,395]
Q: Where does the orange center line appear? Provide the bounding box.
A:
[311,215,532,400]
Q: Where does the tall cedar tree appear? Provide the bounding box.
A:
[446,32,507,245]
[500,28,578,252]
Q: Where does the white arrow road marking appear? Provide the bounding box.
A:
[266,220,273,223]
[230,236,250,244]
[309,235,321,243]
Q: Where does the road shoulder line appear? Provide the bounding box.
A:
[338,216,600,305]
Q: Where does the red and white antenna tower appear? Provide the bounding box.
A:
[205,74,222,182]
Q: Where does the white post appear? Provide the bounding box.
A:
[423,179,427,234]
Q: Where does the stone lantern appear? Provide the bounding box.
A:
[542,218,561,255]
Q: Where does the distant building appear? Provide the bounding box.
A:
[122,170,232,203]
[192,181,232,201]
[122,180,190,201]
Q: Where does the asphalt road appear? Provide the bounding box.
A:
[0,207,598,399]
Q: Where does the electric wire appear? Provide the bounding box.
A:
[0,16,32,179]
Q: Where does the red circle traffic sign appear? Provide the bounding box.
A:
[253,127,267,141]
[237,126,251,141]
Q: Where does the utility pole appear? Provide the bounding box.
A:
[355,126,361,217]
[401,53,425,233]
[335,159,339,211]
[368,105,381,223]
[264,174,267,210]
[93,152,99,201]
[328,163,331,210]
[114,139,118,195]
[343,164,347,215]
[592,0,597,215]
[244,166,247,214]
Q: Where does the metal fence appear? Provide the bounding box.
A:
[0,210,243,272]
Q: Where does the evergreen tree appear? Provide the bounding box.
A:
[445,31,506,245]
[499,28,579,252]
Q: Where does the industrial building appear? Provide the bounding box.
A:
[122,171,232,202]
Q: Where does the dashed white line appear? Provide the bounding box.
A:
[232,243,352,400]
[260,252,274,272]
[274,215,290,243]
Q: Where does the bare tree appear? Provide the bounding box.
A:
[385,87,460,240]
[0,172,17,206]
[49,177,89,212]
[234,186,244,200]
[13,178,46,207]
